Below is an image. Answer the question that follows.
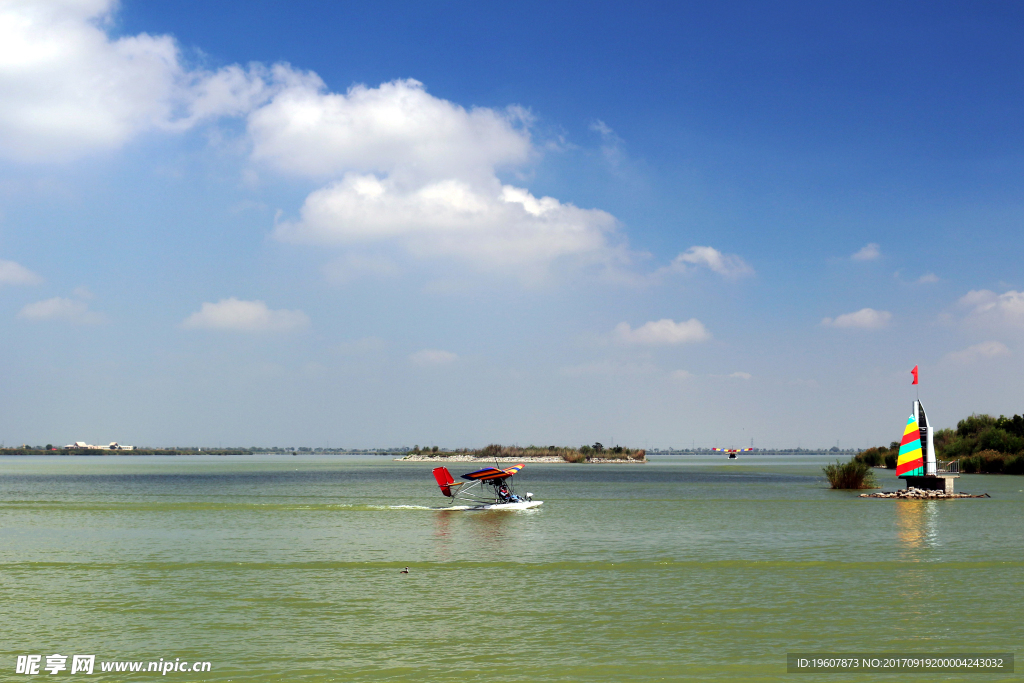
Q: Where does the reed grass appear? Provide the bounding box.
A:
[823,459,877,489]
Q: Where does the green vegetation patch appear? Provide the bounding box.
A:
[823,459,878,489]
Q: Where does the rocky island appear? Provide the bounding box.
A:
[397,443,647,463]
[859,488,990,499]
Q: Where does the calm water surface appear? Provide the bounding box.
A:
[1,454,1021,682]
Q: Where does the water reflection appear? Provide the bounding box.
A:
[430,509,520,558]
[896,500,939,552]
[428,507,520,561]
[464,509,514,548]
[431,511,454,562]
[893,501,942,629]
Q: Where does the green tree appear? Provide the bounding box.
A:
[957,413,997,437]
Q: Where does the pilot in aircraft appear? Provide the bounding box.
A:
[497,482,520,503]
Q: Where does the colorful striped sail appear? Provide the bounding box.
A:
[896,414,925,477]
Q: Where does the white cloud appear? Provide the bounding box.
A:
[275,174,617,266]
[181,298,309,332]
[959,290,1024,330]
[257,79,625,270]
[18,296,102,324]
[851,243,881,261]
[409,348,458,366]
[613,318,711,345]
[0,258,41,284]
[0,0,285,161]
[727,371,752,380]
[943,341,1010,364]
[668,369,692,381]
[917,273,939,284]
[821,308,892,329]
[959,289,995,308]
[666,246,753,277]
[249,78,531,183]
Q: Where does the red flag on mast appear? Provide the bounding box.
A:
[911,365,919,385]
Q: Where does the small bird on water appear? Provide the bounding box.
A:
[399,567,410,574]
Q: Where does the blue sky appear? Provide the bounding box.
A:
[2,0,1023,449]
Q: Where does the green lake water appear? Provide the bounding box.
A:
[1,454,1021,682]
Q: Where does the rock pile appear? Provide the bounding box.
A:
[860,487,990,499]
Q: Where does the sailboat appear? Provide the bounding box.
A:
[896,400,936,477]
[896,398,958,492]
[894,366,958,493]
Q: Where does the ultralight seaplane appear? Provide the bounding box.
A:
[432,463,543,510]
[713,447,753,459]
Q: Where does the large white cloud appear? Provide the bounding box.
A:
[613,318,711,345]
[182,298,309,332]
[249,78,531,183]
[0,0,282,161]
[959,290,1024,330]
[274,174,617,265]
[0,258,41,284]
[821,308,892,329]
[259,78,623,269]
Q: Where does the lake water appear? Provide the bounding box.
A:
[1,454,1021,682]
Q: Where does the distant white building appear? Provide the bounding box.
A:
[64,441,134,451]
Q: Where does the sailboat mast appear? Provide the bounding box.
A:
[915,400,937,476]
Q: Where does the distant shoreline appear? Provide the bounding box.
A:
[0,449,400,457]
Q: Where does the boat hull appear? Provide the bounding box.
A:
[445,500,543,511]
